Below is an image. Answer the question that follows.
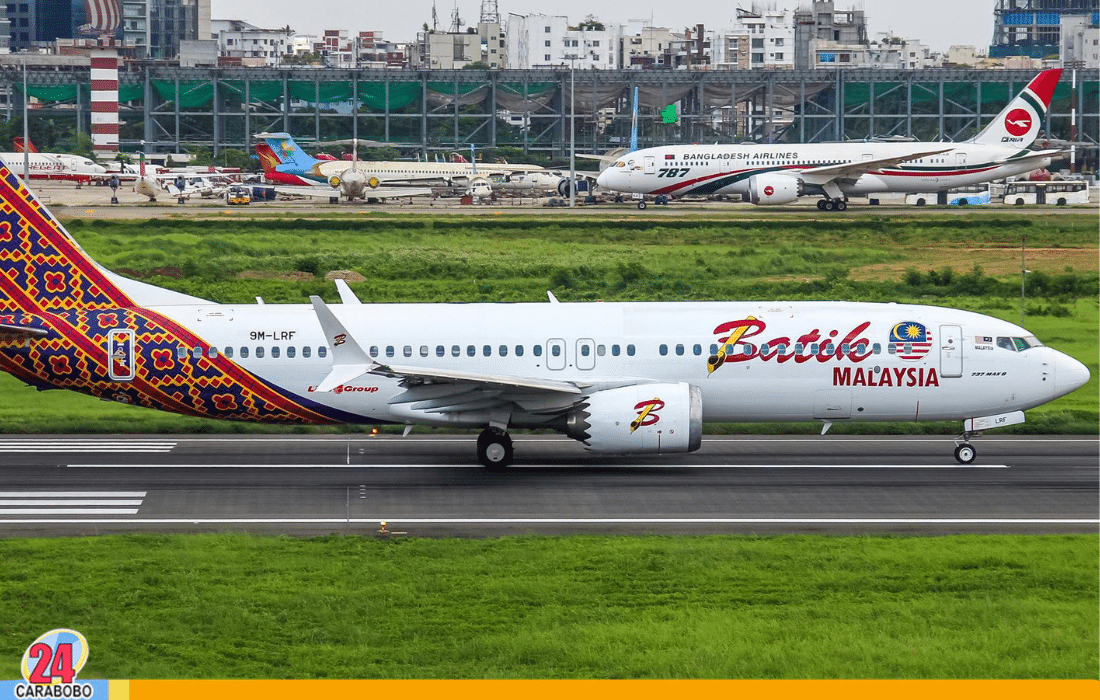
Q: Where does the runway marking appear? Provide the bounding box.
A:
[0,491,146,516]
[0,518,1094,525]
[0,441,175,453]
[65,463,1011,469]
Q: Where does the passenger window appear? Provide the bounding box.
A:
[369,345,378,357]
[810,343,819,354]
[207,347,218,358]
[710,344,718,355]
[436,345,445,357]
[580,345,590,357]
[596,344,605,356]
[192,347,203,360]
[177,346,187,360]
[240,346,249,359]
[533,345,542,357]
[627,344,636,356]
[483,345,492,356]
[302,346,311,358]
[318,347,327,358]
[659,344,668,356]
[420,345,429,357]
[224,346,234,359]
[693,344,702,356]
[551,345,561,357]
[675,344,684,356]
[872,343,880,354]
[256,347,265,358]
[403,346,412,357]
[611,344,620,356]
[499,345,508,357]
[795,343,804,354]
[467,345,476,357]
[841,344,850,354]
[759,344,769,355]
[451,345,460,357]
[271,347,280,358]
[287,346,296,358]
[515,345,523,357]
[386,346,395,357]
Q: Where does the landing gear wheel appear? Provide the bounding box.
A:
[477,429,513,469]
[637,200,647,210]
[835,200,848,211]
[823,199,836,211]
[954,444,976,465]
[816,199,826,210]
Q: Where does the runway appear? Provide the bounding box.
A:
[0,434,1095,537]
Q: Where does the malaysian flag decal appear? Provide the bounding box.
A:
[889,321,933,361]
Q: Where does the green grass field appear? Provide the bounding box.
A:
[1,212,1095,434]
[0,534,1095,679]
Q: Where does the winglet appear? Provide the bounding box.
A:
[309,295,372,392]
[547,291,560,304]
[334,279,362,305]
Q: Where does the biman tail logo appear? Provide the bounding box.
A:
[630,398,663,433]
[1003,108,1032,137]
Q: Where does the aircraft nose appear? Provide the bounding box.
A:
[596,170,611,188]
[1054,352,1090,396]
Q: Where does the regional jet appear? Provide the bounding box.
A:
[0,163,1088,466]
[597,69,1065,210]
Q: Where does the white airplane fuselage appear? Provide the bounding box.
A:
[596,142,1051,201]
[137,299,1082,427]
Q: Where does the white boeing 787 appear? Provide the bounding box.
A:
[0,163,1088,466]
[597,69,1065,210]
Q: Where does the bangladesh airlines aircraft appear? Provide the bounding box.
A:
[255,132,554,199]
[0,162,1088,467]
[597,69,1065,210]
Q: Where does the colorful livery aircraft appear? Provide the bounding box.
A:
[0,162,1088,466]
[0,150,106,184]
[597,69,1065,210]
[255,132,554,200]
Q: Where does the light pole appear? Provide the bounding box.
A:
[562,53,579,208]
[22,58,29,183]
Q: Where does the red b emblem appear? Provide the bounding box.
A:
[1004,108,1032,137]
[630,398,664,433]
[763,185,774,197]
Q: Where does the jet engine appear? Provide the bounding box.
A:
[566,382,703,454]
[747,173,801,205]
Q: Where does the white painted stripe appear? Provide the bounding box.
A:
[0,518,1093,525]
[0,492,146,498]
[0,509,139,515]
[91,92,119,103]
[89,69,118,80]
[90,113,120,125]
[0,500,143,506]
[65,463,1011,469]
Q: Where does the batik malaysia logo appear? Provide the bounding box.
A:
[629,398,663,434]
[1003,108,1033,137]
[16,629,93,698]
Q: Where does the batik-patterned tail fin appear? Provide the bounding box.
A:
[0,160,135,315]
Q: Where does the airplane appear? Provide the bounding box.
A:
[130,153,231,203]
[255,132,553,199]
[597,69,1067,210]
[0,149,106,184]
[0,161,1088,468]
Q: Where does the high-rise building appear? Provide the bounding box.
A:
[120,0,209,59]
[990,0,1099,58]
[6,0,85,50]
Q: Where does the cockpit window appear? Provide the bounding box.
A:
[997,336,1042,352]
[613,161,626,168]
[996,337,1015,351]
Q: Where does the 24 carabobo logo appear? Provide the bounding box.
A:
[16,629,94,698]
[630,398,664,434]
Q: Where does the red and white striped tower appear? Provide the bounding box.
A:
[89,49,119,156]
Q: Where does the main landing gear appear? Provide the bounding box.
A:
[477,428,513,469]
[816,198,847,211]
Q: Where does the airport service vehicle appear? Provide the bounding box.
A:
[226,185,251,205]
[0,163,1088,467]
[905,184,991,207]
[1003,179,1090,206]
[597,70,1065,210]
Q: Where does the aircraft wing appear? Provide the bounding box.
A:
[1002,148,1068,163]
[367,362,583,394]
[799,147,955,184]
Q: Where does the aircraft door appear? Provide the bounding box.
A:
[643,156,656,174]
[956,153,967,166]
[107,329,136,381]
[546,338,566,370]
[939,324,963,378]
[576,338,595,370]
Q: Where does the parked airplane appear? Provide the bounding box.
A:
[597,69,1066,210]
[255,132,551,198]
[0,162,1088,467]
[0,148,106,183]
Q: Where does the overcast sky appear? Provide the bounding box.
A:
[212,1,998,54]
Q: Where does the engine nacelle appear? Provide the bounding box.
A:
[566,382,702,454]
[748,173,800,205]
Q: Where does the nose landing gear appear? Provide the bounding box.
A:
[477,428,513,469]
